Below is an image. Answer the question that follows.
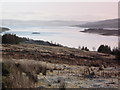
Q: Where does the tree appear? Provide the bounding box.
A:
[84,47,89,51]
[111,47,120,61]
[97,45,111,54]
[2,34,20,44]
[81,46,89,51]
[2,62,10,76]
[81,46,85,50]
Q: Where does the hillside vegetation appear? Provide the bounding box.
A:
[1,34,119,88]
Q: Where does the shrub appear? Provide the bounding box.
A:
[97,45,111,54]
[81,46,89,51]
[111,48,119,55]
[2,63,10,77]
[2,60,36,88]
[2,62,11,88]
[2,34,20,44]
[111,48,120,61]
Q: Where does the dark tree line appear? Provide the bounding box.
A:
[97,45,120,60]
[2,34,62,47]
[78,46,89,51]
[2,34,20,44]
[111,47,120,60]
[2,34,119,60]
[97,45,111,54]
[81,46,89,51]
[79,44,119,60]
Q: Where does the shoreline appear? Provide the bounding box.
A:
[0,27,10,33]
[80,28,119,36]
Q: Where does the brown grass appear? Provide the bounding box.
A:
[2,59,50,88]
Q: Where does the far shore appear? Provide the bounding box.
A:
[80,28,119,36]
[0,27,10,33]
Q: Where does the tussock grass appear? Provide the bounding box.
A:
[2,59,52,88]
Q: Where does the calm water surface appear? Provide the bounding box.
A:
[2,26,118,50]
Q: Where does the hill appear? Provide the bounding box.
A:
[2,43,118,67]
[2,44,119,88]
[1,19,87,28]
[78,18,119,28]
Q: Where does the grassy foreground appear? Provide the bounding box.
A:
[1,44,120,88]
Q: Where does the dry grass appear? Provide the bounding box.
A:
[2,44,118,68]
[2,59,51,88]
[1,44,119,88]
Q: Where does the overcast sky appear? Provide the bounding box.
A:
[2,2,118,21]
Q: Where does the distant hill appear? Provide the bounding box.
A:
[1,19,87,28]
[78,18,119,28]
